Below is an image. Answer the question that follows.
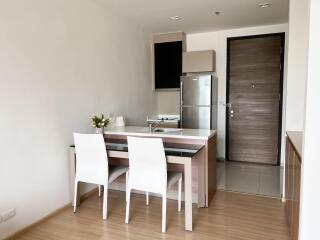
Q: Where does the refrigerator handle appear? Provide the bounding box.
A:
[180,107,183,128]
[180,81,183,105]
[180,81,183,128]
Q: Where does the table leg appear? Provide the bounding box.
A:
[70,147,80,206]
[184,157,193,231]
[195,147,206,208]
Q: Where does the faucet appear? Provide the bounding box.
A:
[148,119,164,133]
[149,122,160,133]
[148,122,155,133]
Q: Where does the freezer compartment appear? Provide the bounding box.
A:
[181,106,216,129]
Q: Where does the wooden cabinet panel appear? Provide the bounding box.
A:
[285,134,301,240]
[285,138,292,226]
[292,154,301,240]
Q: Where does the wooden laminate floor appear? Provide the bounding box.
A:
[13,190,289,240]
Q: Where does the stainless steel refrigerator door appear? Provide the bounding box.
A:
[181,106,211,129]
[181,75,212,106]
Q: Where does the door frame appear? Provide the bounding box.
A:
[225,32,285,165]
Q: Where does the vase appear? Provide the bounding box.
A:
[95,127,104,134]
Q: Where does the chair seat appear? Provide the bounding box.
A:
[109,165,129,184]
[167,172,182,190]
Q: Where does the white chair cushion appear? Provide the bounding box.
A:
[167,172,182,190]
[109,165,129,184]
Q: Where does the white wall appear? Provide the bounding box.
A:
[280,0,310,207]
[299,0,320,239]
[156,91,180,114]
[156,24,288,159]
[0,0,155,238]
[285,0,309,131]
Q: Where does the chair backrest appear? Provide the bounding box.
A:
[73,133,108,185]
[127,136,167,194]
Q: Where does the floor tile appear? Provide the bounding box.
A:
[217,161,282,198]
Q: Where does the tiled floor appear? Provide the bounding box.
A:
[217,161,282,198]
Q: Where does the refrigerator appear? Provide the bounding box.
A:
[180,74,218,129]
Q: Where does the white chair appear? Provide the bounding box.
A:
[73,133,129,220]
[125,136,182,232]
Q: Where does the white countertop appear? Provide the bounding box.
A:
[287,131,302,158]
[104,126,216,140]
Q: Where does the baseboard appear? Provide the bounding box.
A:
[4,188,99,240]
[79,187,99,204]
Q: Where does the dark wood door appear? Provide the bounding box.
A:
[226,34,284,165]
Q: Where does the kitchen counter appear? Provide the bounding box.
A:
[103,126,216,140]
[285,131,302,239]
[287,131,303,158]
[104,125,217,207]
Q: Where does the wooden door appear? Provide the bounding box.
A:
[226,34,284,164]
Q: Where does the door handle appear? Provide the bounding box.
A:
[221,102,232,108]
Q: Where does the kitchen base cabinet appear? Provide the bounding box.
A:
[285,132,302,240]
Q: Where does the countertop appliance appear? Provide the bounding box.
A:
[180,74,218,129]
[115,116,126,127]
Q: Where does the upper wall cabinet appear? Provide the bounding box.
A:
[154,41,182,89]
[182,50,216,73]
[153,32,186,91]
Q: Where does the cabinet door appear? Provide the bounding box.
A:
[285,138,290,221]
[292,156,301,240]
[288,140,294,228]
[285,137,302,240]
[182,50,216,73]
[289,149,295,238]
[154,41,182,89]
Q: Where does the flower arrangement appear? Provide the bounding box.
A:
[92,114,109,130]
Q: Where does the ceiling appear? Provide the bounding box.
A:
[97,0,289,34]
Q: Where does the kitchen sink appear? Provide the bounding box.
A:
[153,128,183,133]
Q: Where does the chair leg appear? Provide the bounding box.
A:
[146,192,149,206]
[178,177,182,212]
[73,180,78,213]
[162,193,167,233]
[126,171,129,202]
[125,189,131,224]
[98,185,102,197]
[103,184,108,220]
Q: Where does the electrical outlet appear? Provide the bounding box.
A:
[1,208,16,222]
